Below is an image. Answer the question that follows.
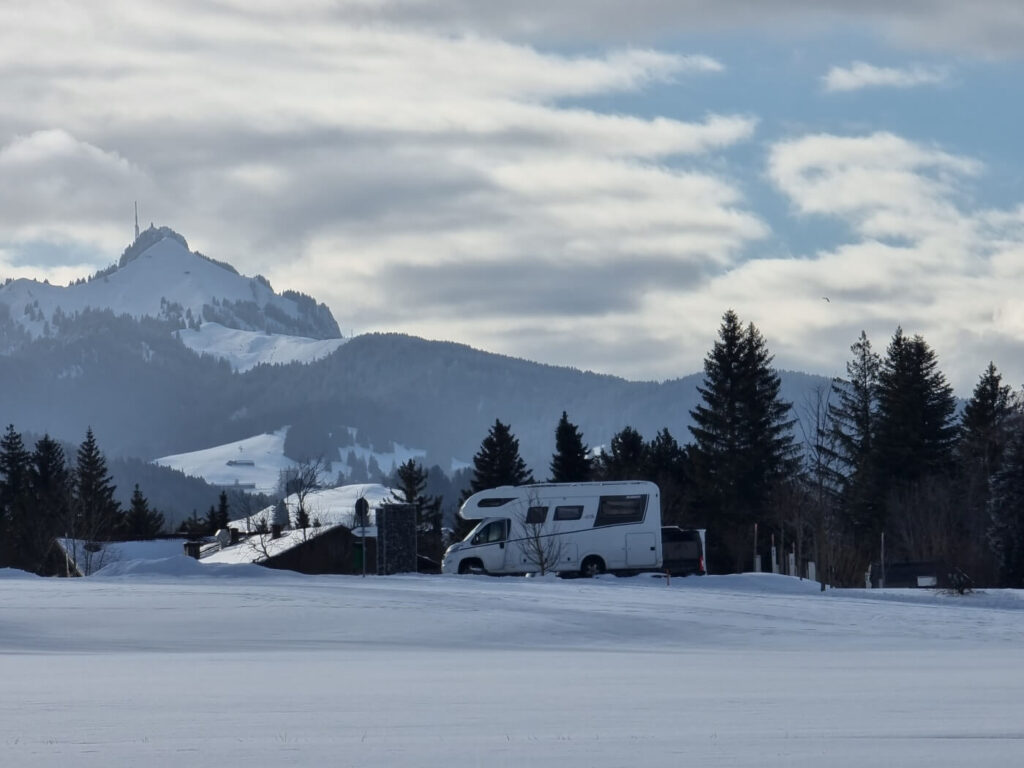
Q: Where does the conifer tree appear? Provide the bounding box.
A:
[463,419,534,501]
[874,328,958,485]
[827,331,881,540]
[595,426,646,481]
[549,411,591,482]
[215,490,231,531]
[395,459,429,504]
[0,425,32,569]
[124,484,165,539]
[72,427,122,542]
[644,428,689,526]
[689,310,796,568]
[988,416,1024,587]
[394,459,443,560]
[871,329,958,559]
[959,362,1015,478]
[958,363,1016,582]
[26,434,72,573]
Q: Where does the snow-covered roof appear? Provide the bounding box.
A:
[204,483,401,566]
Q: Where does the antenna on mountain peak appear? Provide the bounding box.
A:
[134,201,140,241]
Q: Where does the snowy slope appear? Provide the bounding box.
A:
[176,322,346,372]
[153,428,294,494]
[1,570,1023,768]
[153,428,426,492]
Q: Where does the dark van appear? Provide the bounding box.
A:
[661,526,706,576]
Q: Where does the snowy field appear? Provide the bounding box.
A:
[2,563,1024,768]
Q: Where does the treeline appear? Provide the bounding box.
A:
[0,426,165,575]
[451,310,1024,588]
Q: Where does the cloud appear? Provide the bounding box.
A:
[0,130,150,274]
[747,132,1024,393]
[822,62,950,92]
[292,0,1024,56]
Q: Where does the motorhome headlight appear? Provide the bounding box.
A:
[444,542,463,556]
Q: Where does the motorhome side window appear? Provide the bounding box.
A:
[477,497,515,508]
[525,506,548,524]
[553,505,583,521]
[472,520,508,545]
[593,495,647,527]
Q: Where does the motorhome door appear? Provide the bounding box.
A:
[471,518,512,572]
[626,532,658,567]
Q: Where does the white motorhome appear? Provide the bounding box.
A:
[441,481,662,577]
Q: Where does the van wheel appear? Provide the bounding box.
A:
[580,556,605,578]
[458,559,485,575]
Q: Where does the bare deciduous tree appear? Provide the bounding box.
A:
[519,492,563,576]
[280,456,327,541]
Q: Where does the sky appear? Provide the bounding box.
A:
[2,1,1023,394]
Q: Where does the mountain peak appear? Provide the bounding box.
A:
[0,227,341,344]
[120,225,190,269]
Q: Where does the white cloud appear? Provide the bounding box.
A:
[749,132,1024,393]
[823,62,949,92]
[0,130,149,256]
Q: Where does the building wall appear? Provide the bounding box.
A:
[262,525,377,575]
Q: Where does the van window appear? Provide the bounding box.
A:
[471,519,508,545]
[477,497,515,508]
[525,506,548,524]
[553,505,583,521]
[594,495,647,527]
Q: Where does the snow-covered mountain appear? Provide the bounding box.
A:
[0,225,342,366]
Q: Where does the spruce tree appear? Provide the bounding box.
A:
[394,459,443,560]
[549,411,592,482]
[595,426,646,481]
[463,419,534,501]
[827,331,881,541]
[72,427,122,542]
[689,310,796,568]
[644,428,689,526]
[988,416,1024,587]
[26,434,72,573]
[0,425,32,569]
[124,484,165,539]
[215,490,231,531]
[872,329,958,559]
[959,362,1014,478]
[958,363,1016,583]
[874,328,958,484]
[395,459,428,504]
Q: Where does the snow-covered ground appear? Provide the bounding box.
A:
[2,565,1022,768]
[176,322,346,372]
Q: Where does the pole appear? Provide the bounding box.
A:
[880,531,885,589]
[355,496,369,578]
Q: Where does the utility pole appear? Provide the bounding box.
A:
[355,496,369,578]
[134,201,140,240]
